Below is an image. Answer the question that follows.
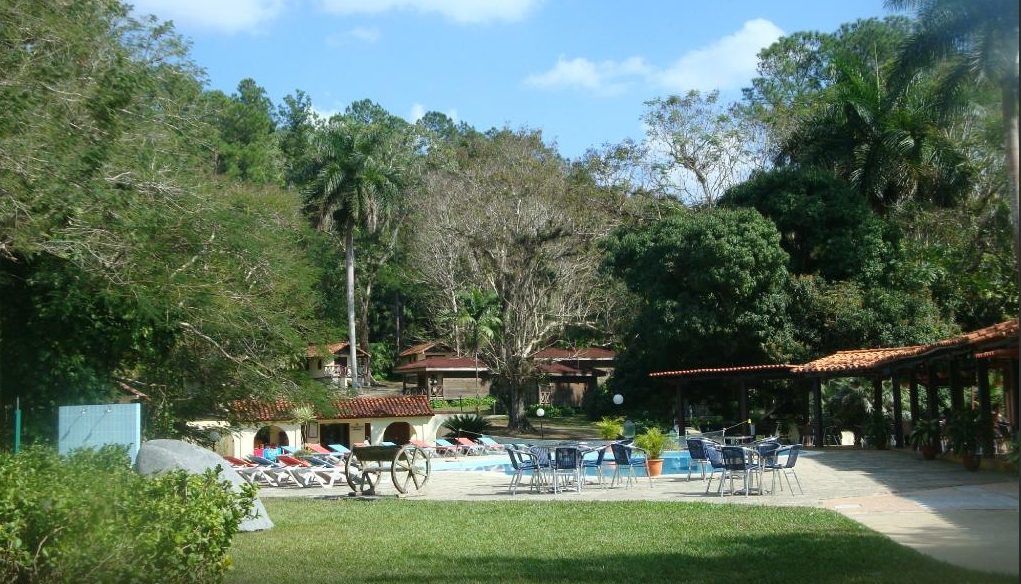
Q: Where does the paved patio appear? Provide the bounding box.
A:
[258,448,1019,575]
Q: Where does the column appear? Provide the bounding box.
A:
[909,369,920,423]
[872,377,883,415]
[892,372,904,448]
[926,362,939,419]
[738,381,748,425]
[977,359,993,456]
[949,358,964,411]
[812,378,824,448]
[675,381,686,436]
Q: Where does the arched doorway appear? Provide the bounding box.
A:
[382,422,413,445]
[254,425,289,449]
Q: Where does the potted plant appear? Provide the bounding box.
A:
[863,412,891,450]
[595,417,624,440]
[946,409,981,471]
[909,417,941,459]
[633,427,677,477]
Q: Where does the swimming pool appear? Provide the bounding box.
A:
[431,449,698,476]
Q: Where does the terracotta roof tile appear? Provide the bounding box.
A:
[932,319,1017,349]
[307,342,370,358]
[229,395,433,422]
[399,341,442,357]
[393,356,488,373]
[794,347,928,375]
[649,364,795,379]
[533,347,616,360]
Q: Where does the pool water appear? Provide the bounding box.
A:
[431,449,698,476]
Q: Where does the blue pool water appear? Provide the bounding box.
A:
[431,450,697,476]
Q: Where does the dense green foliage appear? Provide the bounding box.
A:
[229,499,1012,583]
[0,446,254,583]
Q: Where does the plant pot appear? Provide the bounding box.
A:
[646,458,664,477]
[961,453,981,471]
[920,445,938,460]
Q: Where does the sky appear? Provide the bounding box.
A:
[130,0,892,159]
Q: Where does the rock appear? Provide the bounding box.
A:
[135,439,273,532]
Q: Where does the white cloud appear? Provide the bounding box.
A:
[319,0,538,24]
[131,0,285,33]
[524,56,651,96]
[656,18,783,91]
[326,26,382,46]
[524,19,783,95]
[409,103,427,122]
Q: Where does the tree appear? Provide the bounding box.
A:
[208,78,281,184]
[887,0,1019,234]
[410,130,609,430]
[640,90,767,207]
[447,289,502,411]
[602,208,794,401]
[301,111,409,389]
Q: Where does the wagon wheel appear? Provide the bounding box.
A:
[391,444,431,494]
[345,452,382,494]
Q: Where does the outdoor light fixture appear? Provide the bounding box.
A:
[535,407,545,440]
[612,394,624,405]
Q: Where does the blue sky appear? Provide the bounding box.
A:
[132,0,891,158]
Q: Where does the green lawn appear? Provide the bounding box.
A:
[229,499,1011,583]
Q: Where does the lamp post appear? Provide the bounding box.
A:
[535,407,545,440]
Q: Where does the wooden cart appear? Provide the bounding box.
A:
[344,444,431,495]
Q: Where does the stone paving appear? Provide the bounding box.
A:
[257,447,1019,575]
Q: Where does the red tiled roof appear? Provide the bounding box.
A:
[399,341,442,357]
[393,356,488,373]
[307,342,370,358]
[533,347,616,360]
[537,362,584,376]
[229,395,434,422]
[650,364,795,379]
[794,347,928,374]
[975,348,1019,360]
[932,319,1017,349]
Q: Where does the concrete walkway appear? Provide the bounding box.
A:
[259,448,1019,575]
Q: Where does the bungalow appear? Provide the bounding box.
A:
[306,342,371,388]
[207,394,443,459]
[394,342,489,399]
[533,347,616,408]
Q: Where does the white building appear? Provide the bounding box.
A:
[306,341,371,388]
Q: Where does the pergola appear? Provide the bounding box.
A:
[650,320,1019,450]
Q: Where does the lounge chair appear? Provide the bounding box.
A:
[247,454,301,487]
[477,435,506,453]
[223,455,276,486]
[434,438,464,456]
[409,439,439,457]
[454,437,485,455]
[276,454,343,488]
[327,444,353,459]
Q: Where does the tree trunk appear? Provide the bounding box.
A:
[358,280,374,385]
[1004,77,1020,467]
[345,226,359,391]
[506,378,528,431]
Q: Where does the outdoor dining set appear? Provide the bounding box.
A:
[503,436,804,498]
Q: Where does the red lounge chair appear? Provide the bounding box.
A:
[455,437,485,456]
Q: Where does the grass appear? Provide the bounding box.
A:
[228,499,1011,583]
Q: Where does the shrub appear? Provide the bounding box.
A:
[442,414,493,438]
[909,417,941,449]
[633,427,677,460]
[0,445,255,583]
[863,412,891,449]
[594,417,624,440]
[945,409,981,455]
[527,404,573,418]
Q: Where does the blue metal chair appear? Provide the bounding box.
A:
[552,447,583,493]
[766,444,804,496]
[686,438,710,481]
[582,444,610,487]
[506,447,541,495]
[720,446,755,497]
[703,442,728,495]
[609,442,651,488]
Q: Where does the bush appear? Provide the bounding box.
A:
[442,414,493,438]
[430,396,497,412]
[0,445,255,583]
[863,412,891,449]
[633,427,678,460]
[594,417,624,439]
[527,404,574,418]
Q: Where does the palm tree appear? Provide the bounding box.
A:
[887,0,1019,229]
[303,117,405,390]
[450,289,502,412]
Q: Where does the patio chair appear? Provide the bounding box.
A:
[581,444,610,488]
[765,444,804,496]
[609,442,651,488]
[719,446,758,497]
[327,444,353,459]
[703,442,728,495]
[506,447,542,495]
[455,437,485,456]
[277,454,341,488]
[685,438,710,481]
[247,454,302,487]
[551,447,584,493]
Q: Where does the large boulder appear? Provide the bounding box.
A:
[135,439,273,532]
